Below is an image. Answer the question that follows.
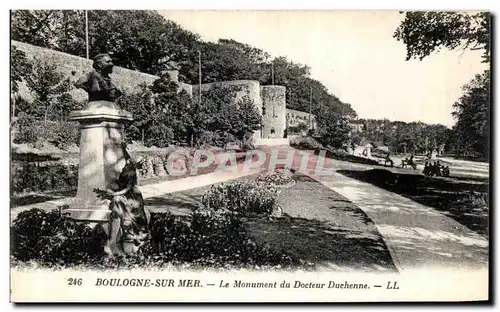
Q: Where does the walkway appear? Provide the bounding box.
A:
[10,161,263,222]
[296,149,489,271]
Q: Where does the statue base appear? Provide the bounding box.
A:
[63,100,133,222]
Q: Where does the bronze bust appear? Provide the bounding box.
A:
[75,53,123,102]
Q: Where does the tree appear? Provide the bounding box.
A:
[452,70,490,159]
[183,39,270,84]
[117,84,155,144]
[11,10,201,77]
[226,95,263,139]
[11,10,62,49]
[192,84,263,147]
[118,75,193,147]
[394,11,491,63]
[22,57,73,122]
[12,9,358,129]
[87,11,200,76]
[350,132,363,150]
[315,106,351,149]
[11,45,32,118]
[357,118,453,154]
[395,11,490,159]
[11,46,32,94]
[263,56,356,118]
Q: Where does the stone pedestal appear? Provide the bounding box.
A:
[63,100,133,222]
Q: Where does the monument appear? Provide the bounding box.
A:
[63,53,147,257]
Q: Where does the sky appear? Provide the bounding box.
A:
[160,10,489,128]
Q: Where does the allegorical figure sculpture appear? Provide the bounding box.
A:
[95,142,150,257]
[75,53,123,102]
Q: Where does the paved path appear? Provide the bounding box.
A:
[290,149,489,271]
[10,161,263,222]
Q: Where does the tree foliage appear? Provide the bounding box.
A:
[394,11,491,159]
[315,106,352,149]
[21,57,78,121]
[394,11,491,63]
[451,70,490,159]
[184,39,270,84]
[12,10,354,150]
[358,119,452,154]
[11,45,32,94]
[11,10,201,77]
[11,9,356,120]
[193,85,262,147]
[269,57,357,118]
[118,75,193,147]
[118,77,262,148]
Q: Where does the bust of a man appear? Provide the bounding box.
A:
[75,53,123,102]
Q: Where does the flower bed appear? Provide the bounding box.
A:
[201,180,280,217]
[255,169,296,188]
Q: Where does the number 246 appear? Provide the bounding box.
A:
[67,278,82,286]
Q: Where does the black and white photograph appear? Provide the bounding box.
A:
[8,8,491,302]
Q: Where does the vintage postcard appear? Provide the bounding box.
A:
[9,9,490,303]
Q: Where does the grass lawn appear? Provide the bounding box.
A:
[144,173,397,272]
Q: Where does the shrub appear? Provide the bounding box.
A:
[55,121,80,149]
[146,208,302,268]
[11,162,78,194]
[11,208,305,270]
[287,123,309,134]
[197,131,237,148]
[144,123,176,148]
[13,113,38,144]
[14,114,79,150]
[200,180,279,216]
[145,209,244,263]
[290,136,323,150]
[11,208,105,264]
[256,169,295,186]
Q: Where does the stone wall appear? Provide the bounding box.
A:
[11,40,192,102]
[261,86,286,139]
